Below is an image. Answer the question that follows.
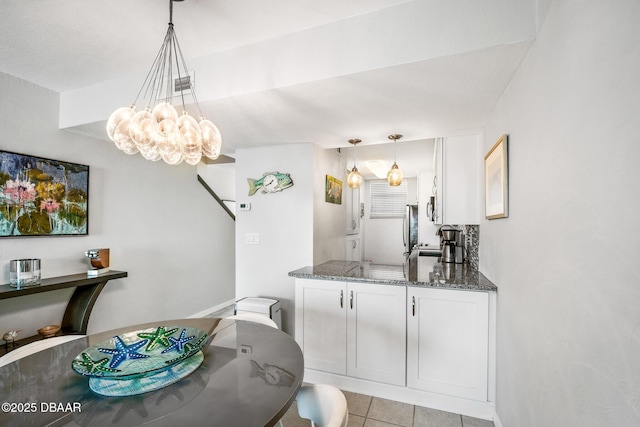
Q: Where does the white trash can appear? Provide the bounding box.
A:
[234,297,282,330]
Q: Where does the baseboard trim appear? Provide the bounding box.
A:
[303,369,495,421]
[188,298,235,318]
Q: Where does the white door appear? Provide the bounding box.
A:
[407,287,489,401]
[295,279,347,375]
[346,282,406,385]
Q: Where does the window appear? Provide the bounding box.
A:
[369,180,407,219]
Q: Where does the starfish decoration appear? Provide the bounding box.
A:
[73,352,121,375]
[164,334,207,364]
[98,336,150,369]
[137,326,179,351]
[161,329,195,354]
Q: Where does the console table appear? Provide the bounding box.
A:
[0,270,127,355]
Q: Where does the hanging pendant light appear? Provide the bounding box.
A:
[106,0,221,166]
[346,139,363,189]
[387,134,404,186]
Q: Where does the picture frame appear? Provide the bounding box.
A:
[0,150,89,237]
[325,175,342,204]
[484,134,509,219]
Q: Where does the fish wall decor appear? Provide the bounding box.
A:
[247,172,294,196]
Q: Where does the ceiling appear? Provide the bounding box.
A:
[0,0,537,172]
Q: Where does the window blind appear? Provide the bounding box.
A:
[369,180,407,219]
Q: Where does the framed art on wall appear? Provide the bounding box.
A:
[0,150,89,237]
[325,175,342,204]
[484,134,509,219]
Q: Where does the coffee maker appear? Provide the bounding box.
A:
[439,225,456,263]
[439,225,464,264]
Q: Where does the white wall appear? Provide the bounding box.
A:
[0,73,236,337]
[235,143,315,334]
[313,145,347,265]
[480,1,640,426]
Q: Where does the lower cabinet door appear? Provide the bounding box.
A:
[295,279,347,375]
[407,287,489,401]
[347,282,406,386]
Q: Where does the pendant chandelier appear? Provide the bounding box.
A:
[387,134,404,186]
[106,0,221,166]
[346,139,363,189]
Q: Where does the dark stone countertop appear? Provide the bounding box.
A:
[288,251,497,292]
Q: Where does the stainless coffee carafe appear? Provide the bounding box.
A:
[439,225,457,263]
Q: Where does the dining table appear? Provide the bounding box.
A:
[0,317,304,426]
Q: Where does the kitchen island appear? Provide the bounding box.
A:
[289,252,497,421]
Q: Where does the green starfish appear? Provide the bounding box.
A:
[73,352,121,375]
[137,326,179,351]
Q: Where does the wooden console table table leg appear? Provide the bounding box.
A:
[61,281,109,335]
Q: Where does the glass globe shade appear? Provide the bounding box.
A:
[155,119,179,155]
[183,151,203,165]
[347,166,363,189]
[107,106,135,141]
[162,150,184,165]
[178,113,201,155]
[129,109,155,148]
[387,163,403,186]
[140,144,162,161]
[199,119,222,159]
[152,102,178,123]
[121,144,140,155]
[113,118,133,150]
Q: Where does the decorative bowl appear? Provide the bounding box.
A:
[71,326,209,379]
[37,325,61,338]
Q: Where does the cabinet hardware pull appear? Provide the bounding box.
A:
[350,291,353,309]
[412,296,416,316]
[340,290,343,308]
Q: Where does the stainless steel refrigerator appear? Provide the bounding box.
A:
[403,204,419,258]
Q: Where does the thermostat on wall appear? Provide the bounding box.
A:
[239,202,251,211]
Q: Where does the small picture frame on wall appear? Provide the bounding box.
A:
[325,175,342,204]
[0,150,89,237]
[484,134,509,219]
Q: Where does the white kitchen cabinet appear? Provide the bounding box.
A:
[407,287,489,401]
[345,186,360,235]
[347,281,406,386]
[295,279,406,385]
[295,279,347,374]
[433,134,481,225]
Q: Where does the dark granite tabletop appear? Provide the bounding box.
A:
[289,251,497,292]
[0,318,303,427]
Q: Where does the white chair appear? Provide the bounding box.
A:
[295,384,349,427]
[226,313,278,329]
[0,335,85,368]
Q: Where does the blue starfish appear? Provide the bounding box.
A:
[164,334,207,364]
[98,336,150,368]
[161,329,195,354]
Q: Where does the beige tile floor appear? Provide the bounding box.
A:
[207,307,494,427]
[279,390,495,427]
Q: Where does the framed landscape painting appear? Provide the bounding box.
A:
[484,135,509,219]
[0,150,89,237]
